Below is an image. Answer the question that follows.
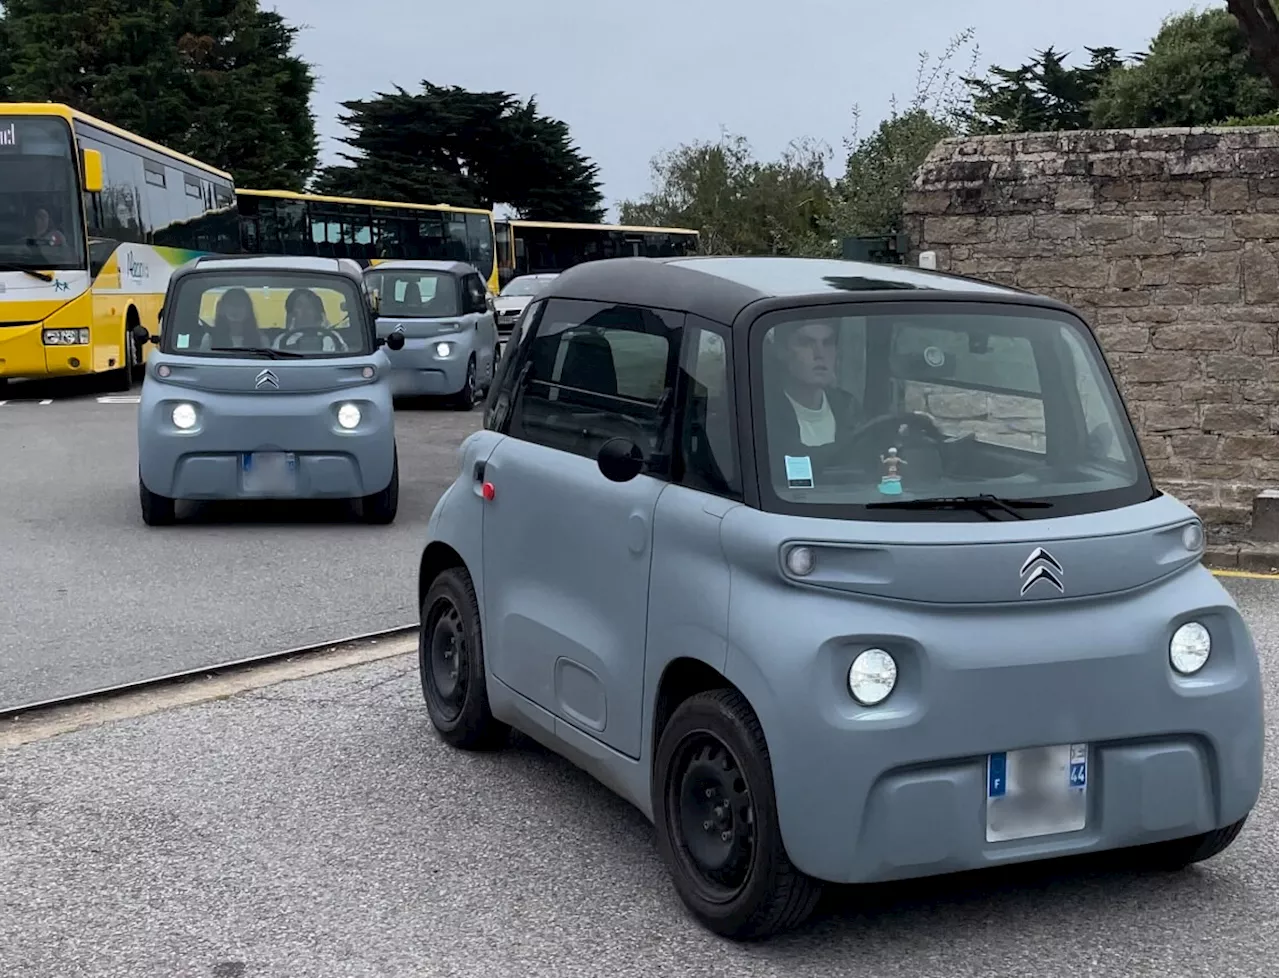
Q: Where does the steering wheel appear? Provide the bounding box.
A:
[834,411,950,489]
[275,326,349,352]
[844,411,947,452]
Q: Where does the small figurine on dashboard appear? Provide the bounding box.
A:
[879,446,906,495]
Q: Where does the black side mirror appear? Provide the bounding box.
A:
[378,332,405,351]
[597,437,644,483]
[132,323,157,345]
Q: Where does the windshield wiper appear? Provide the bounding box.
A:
[865,493,1054,520]
[209,346,305,359]
[0,263,53,282]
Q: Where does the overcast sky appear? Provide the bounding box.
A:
[264,0,1202,220]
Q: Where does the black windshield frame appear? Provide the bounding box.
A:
[743,296,1158,523]
[0,115,88,272]
[160,269,377,358]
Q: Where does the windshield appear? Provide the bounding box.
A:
[161,271,372,358]
[366,270,460,318]
[753,302,1154,521]
[500,275,553,297]
[0,116,87,271]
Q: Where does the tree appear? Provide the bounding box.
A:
[617,131,835,256]
[313,82,605,221]
[1090,7,1277,128]
[827,29,980,238]
[0,0,318,189]
[961,46,1125,133]
[1225,0,1278,88]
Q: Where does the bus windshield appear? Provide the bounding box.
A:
[0,116,87,271]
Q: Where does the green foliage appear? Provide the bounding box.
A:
[1216,109,1279,124]
[313,83,605,222]
[961,47,1125,133]
[617,131,835,256]
[0,0,318,190]
[1090,8,1277,127]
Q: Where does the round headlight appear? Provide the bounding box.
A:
[1181,521,1204,554]
[848,648,897,706]
[785,545,815,576]
[171,403,196,430]
[435,342,452,357]
[1170,621,1211,675]
[157,364,171,378]
[361,365,374,379]
[337,403,361,429]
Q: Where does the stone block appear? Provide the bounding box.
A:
[1250,489,1279,544]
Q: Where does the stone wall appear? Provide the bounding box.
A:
[902,127,1279,550]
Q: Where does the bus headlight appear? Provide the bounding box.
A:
[171,403,197,430]
[43,328,89,345]
[337,403,361,429]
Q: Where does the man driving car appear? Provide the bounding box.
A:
[766,318,862,458]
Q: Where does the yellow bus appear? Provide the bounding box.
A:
[0,102,238,390]
[236,189,500,294]
[493,219,700,286]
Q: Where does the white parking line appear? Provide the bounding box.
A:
[96,395,140,404]
[0,395,139,406]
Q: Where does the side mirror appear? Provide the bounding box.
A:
[596,437,644,483]
[383,331,406,351]
[81,148,104,194]
[132,323,156,345]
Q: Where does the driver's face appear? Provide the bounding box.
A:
[783,322,837,387]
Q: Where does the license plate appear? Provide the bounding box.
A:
[985,743,1088,842]
[241,451,297,493]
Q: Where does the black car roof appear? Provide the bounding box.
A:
[364,259,476,277]
[170,254,366,286]
[535,256,1075,326]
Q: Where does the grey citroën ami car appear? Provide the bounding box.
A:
[135,255,405,525]
[412,256,1264,940]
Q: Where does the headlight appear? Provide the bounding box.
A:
[1181,521,1204,554]
[43,328,89,345]
[848,648,897,706]
[435,342,452,357]
[337,403,361,429]
[171,403,197,430]
[784,545,815,576]
[1169,621,1211,675]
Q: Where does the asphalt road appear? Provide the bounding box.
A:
[0,578,1274,978]
[0,375,483,709]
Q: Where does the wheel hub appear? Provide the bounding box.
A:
[675,741,754,886]
[427,600,467,715]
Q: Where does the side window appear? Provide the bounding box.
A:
[464,274,486,313]
[677,319,741,498]
[506,298,681,471]
[890,323,1046,453]
[485,298,545,431]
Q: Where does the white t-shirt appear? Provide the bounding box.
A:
[785,389,836,447]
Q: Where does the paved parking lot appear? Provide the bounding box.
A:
[0,376,483,709]
[0,578,1274,978]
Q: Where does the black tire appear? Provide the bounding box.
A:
[652,688,822,940]
[360,450,399,524]
[418,565,510,750]
[450,356,477,410]
[139,475,176,526]
[1126,816,1249,871]
[114,317,139,392]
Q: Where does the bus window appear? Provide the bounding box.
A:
[465,212,493,282]
[445,213,468,261]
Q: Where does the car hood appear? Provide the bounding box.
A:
[494,295,534,314]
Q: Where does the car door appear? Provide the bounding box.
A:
[460,272,494,384]
[479,297,683,760]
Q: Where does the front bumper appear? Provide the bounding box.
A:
[727,567,1265,885]
[138,389,396,500]
[385,335,472,396]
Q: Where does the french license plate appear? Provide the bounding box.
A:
[241,451,297,493]
[986,743,1088,843]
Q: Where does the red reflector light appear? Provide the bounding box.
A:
[481,481,495,500]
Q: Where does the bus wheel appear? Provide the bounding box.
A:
[114,316,140,392]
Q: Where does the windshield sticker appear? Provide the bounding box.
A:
[784,455,814,489]
[176,334,189,349]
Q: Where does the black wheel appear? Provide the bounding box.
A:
[450,356,477,410]
[360,450,399,524]
[114,321,138,392]
[652,688,821,940]
[418,566,509,750]
[139,474,176,526]
[1126,816,1249,871]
